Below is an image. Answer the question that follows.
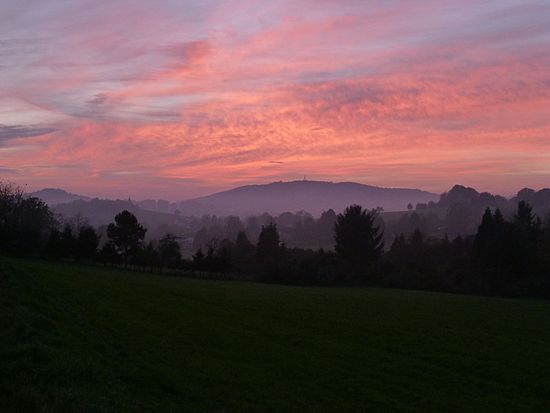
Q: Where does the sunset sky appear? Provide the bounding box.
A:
[1,0,549,199]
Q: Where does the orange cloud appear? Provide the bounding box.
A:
[1,1,549,199]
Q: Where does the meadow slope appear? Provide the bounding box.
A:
[1,258,549,412]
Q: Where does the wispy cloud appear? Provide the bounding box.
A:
[0,124,56,142]
[0,0,549,198]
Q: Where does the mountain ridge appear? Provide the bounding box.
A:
[180,180,439,216]
[27,188,90,205]
[29,181,550,219]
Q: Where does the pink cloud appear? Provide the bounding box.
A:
[1,1,549,199]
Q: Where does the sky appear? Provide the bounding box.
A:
[1,0,549,200]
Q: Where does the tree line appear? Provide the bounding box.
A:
[1,182,550,298]
[191,209,337,252]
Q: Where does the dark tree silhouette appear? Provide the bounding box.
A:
[192,248,206,271]
[13,197,56,254]
[512,201,541,273]
[472,208,495,264]
[257,223,280,260]
[0,182,55,254]
[158,233,181,269]
[139,241,160,271]
[233,231,255,274]
[46,229,64,257]
[215,241,232,273]
[334,205,383,276]
[107,210,146,267]
[98,241,120,265]
[469,207,505,291]
[60,224,76,257]
[204,246,216,270]
[515,201,536,227]
[235,230,253,250]
[256,223,281,280]
[76,226,99,260]
[0,182,24,251]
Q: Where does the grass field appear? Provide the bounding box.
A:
[1,258,550,412]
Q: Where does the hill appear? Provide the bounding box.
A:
[50,199,195,245]
[27,188,89,205]
[2,258,549,412]
[430,184,550,214]
[179,180,438,216]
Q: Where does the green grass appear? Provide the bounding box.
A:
[1,258,550,412]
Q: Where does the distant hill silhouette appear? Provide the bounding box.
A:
[33,182,550,227]
[513,188,550,213]
[28,188,89,205]
[437,185,508,207]
[52,198,189,228]
[178,180,439,216]
[429,184,549,215]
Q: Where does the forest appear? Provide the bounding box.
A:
[2,181,550,298]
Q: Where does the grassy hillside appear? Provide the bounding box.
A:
[1,259,549,412]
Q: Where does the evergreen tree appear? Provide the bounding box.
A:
[472,208,494,264]
[512,201,540,273]
[256,223,281,280]
[233,231,255,274]
[256,223,280,260]
[334,205,384,276]
[514,201,537,230]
